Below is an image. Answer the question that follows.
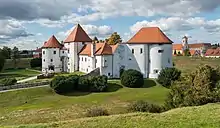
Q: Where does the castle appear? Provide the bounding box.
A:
[41,24,173,78]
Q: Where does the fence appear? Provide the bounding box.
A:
[0,81,50,91]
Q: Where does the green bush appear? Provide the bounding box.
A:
[128,100,163,113]
[165,65,220,109]
[50,75,79,94]
[85,107,109,117]
[30,58,42,68]
[157,67,181,88]
[78,77,91,92]
[120,69,144,88]
[0,78,17,86]
[90,75,108,92]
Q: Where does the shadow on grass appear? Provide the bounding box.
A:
[107,82,123,92]
[63,92,91,97]
[143,79,157,88]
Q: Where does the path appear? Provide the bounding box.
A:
[0,85,49,93]
[17,76,38,83]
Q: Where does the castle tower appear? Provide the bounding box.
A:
[64,24,92,72]
[42,35,63,74]
[182,36,189,50]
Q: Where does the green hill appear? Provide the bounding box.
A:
[6,103,220,128]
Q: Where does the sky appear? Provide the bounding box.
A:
[0,0,220,50]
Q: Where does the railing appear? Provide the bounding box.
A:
[0,81,50,91]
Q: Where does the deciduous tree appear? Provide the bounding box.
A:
[107,32,122,45]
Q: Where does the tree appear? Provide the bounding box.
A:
[0,51,5,71]
[93,36,99,43]
[107,32,122,45]
[11,47,20,69]
[2,46,11,59]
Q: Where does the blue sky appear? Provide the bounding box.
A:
[0,0,220,50]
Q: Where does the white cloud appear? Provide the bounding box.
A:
[0,19,33,41]
[57,24,113,41]
[130,17,220,34]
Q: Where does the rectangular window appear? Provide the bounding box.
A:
[95,59,97,63]
[43,51,45,54]
[54,51,56,54]
[68,49,70,53]
[140,48,143,54]
[82,57,83,61]
[43,59,45,62]
[62,51,64,53]
[51,59,53,62]
[85,58,87,62]
[158,50,164,53]
[168,58,170,64]
[132,49,134,54]
[105,60,107,62]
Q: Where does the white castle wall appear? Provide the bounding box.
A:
[42,48,62,73]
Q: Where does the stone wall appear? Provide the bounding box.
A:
[0,81,50,91]
[82,68,100,78]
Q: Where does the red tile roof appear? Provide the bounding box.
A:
[173,44,183,50]
[189,43,211,48]
[79,43,118,56]
[205,49,216,56]
[42,35,63,48]
[64,24,92,43]
[127,27,173,44]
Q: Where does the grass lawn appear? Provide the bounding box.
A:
[173,56,220,74]
[0,69,41,81]
[0,80,169,126]
[11,103,220,128]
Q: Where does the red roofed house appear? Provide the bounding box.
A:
[42,24,173,78]
[205,48,220,58]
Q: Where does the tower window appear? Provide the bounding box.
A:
[54,51,56,54]
[158,50,164,53]
[43,51,45,54]
[68,49,70,53]
[168,58,170,64]
[43,59,45,62]
[105,60,107,62]
[85,58,87,62]
[140,48,143,54]
[62,51,64,53]
[51,59,53,62]
[132,49,134,54]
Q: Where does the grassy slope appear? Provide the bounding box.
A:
[0,69,40,81]
[3,58,32,70]
[6,103,220,128]
[173,56,220,74]
[0,80,168,126]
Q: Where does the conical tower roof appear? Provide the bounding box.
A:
[42,35,63,48]
[64,24,92,43]
[127,27,173,44]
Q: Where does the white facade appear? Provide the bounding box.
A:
[42,48,68,74]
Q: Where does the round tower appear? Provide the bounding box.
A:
[42,35,63,74]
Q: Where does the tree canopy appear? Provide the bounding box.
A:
[107,32,122,45]
[0,49,6,71]
[11,46,20,69]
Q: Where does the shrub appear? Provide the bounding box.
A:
[157,67,181,88]
[50,75,79,94]
[165,65,220,109]
[120,69,144,88]
[1,78,17,86]
[90,75,108,92]
[78,77,91,92]
[30,58,42,68]
[128,100,163,113]
[85,107,109,117]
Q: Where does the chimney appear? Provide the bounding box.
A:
[91,41,96,57]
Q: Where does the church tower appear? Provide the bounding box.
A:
[182,36,189,50]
